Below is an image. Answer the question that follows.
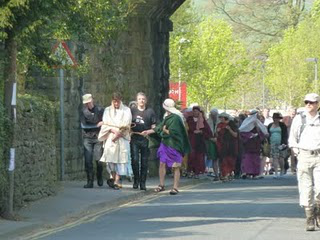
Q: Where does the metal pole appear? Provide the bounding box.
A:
[8,149,15,215]
[262,64,265,109]
[315,59,318,91]
[178,46,182,101]
[59,68,64,181]
[8,81,17,217]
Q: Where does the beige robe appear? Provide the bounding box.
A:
[98,103,132,164]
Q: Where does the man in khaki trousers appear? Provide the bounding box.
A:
[289,93,320,231]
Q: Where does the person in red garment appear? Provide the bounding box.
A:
[216,112,239,181]
[186,106,213,179]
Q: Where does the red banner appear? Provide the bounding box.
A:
[169,82,187,109]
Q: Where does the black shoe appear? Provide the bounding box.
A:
[213,176,220,181]
[96,162,103,187]
[97,178,103,187]
[107,179,114,188]
[133,178,139,189]
[140,182,147,191]
[83,182,93,188]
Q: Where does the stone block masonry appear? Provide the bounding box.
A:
[14,95,58,208]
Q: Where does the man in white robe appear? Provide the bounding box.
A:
[98,92,132,190]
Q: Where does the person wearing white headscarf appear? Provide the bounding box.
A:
[206,108,220,180]
[142,98,191,195]
[239,110,268,135]
[239,111,267,179]
[98,92,132,190]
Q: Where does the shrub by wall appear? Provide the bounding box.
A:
[0,102,11,215]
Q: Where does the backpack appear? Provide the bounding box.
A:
[298,111,320,143]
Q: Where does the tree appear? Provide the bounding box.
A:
[179,18,248,110]
[1,0,133,111]
[206,0,309,53]
[265,1,320,107]
[170,0,200,82]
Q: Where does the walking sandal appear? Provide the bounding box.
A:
[154,185,165,192]
[169,188,179,195]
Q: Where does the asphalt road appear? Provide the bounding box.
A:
[35,175,320,240]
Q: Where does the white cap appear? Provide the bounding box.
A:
[163,98,176,112]
[304,93,320,102]
[82,94,93,104]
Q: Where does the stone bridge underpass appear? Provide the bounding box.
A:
[13,0,186,209]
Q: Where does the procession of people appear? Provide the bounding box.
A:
[81,91,320,231]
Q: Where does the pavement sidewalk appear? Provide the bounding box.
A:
[0,176,202,240]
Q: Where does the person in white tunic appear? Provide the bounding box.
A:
[98,92,132,190]
[289,93,320,231]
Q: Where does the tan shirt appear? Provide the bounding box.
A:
[289,112,320,151]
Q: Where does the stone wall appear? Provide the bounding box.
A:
[24,0,185,180]
[13,95,58,208]
[0,0,186,211]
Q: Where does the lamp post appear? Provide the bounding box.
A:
[306,57,318,91]
[178,38,190,101]
[262,63,266,109]
[257,55,268,109]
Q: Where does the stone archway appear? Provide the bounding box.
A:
[83,0,186,116]
[72,0,186,178]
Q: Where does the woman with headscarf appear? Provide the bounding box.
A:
[142,99,191,195]
[206,108,219,180]
[239,110,268,179]
[186,106,213,178]
[216,113,239,180]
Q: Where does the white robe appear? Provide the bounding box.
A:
[98,103,132,165]
[239,113,268,135]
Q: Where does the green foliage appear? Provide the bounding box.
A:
[199,0,310,54]
[311,0,320,18]
[265,4,320,107]
[170,15,248,110]
[226,61,264,110]
[17,94,57,118]
[170,0,318,110]
[62,0,129,43]
[0,0,29,40]
[0,101,12,214]
[0,0,133,91]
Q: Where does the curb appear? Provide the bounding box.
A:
[1,178,210,240]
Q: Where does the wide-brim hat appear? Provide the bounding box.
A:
[210,108,219,115]
[218,112,230,119]
[192,105,201,111]
[304,93,320,102]
[163,98,176,113]
[249,109,259,115]
[82,94,93,104]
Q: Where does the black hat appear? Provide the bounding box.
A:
[192,106,201,111]
[272,112,283,119]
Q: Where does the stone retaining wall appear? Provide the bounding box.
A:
[13,95,58,208]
